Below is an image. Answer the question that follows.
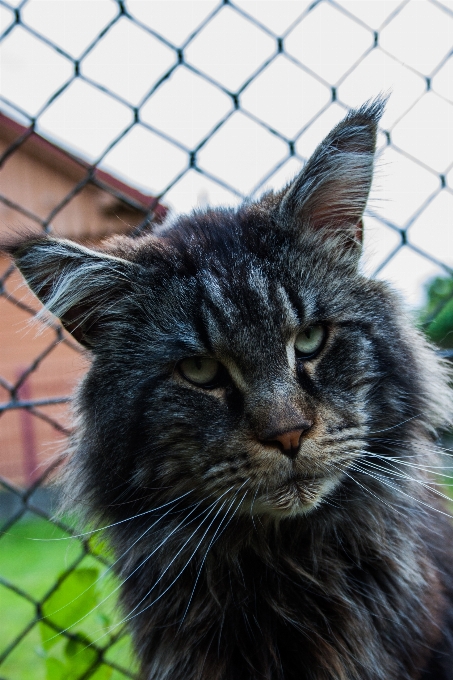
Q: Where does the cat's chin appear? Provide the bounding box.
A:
[254,475,338,519]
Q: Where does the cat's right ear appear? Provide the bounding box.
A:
[3,236,138,348]
[277,97,386,253]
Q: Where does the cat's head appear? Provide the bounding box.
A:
[6,98,448,520]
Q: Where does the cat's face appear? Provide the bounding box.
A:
[122,215,378,519]
[9,98,424,520]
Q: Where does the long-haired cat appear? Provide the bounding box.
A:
[5,99,453,679]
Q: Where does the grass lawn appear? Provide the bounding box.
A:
[0,512,139,680]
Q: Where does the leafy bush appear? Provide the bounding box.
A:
[419,275,453,349]
[0,516,137,679]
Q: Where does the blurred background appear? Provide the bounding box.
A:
[1,1,453,678]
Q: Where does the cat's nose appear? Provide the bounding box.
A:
[260,424,312,458]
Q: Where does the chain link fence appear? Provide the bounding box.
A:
[1,0,453,678]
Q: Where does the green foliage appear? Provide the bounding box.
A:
[38,566,124,679]
[0,517,138,679]
[38,562,140,679]
[38,633,111,680]
[42,568,101,635]
[419,275,453,349]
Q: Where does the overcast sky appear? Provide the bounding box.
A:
[1,0,453,306]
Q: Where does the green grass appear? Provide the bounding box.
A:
[0,513,138,680]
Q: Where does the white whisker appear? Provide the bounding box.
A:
[331,461,400,515]
[367,414,423,435]
[364,452,453,482]
[348,463,453,521]
[40,495,196,624]
[42,494,214,644]
[32,490,194,541]
[179,481,249,628]
[356,458,453,503]
[86,485,237,647]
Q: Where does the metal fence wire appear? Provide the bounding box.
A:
[1,0,453,678]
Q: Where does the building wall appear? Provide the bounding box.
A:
[0,119,156,242]
[0,120,163,486]
[0,254,88,486]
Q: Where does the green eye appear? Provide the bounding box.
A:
[178,357,221,387]
[295,325,326,358]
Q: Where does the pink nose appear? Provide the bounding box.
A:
[273,429,304,451]
[272,430,304,456]
[261,425,311,458]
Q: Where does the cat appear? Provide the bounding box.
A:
[5,98,453,679]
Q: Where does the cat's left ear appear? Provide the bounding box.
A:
[278,97,385,251]
[3,236,140,348]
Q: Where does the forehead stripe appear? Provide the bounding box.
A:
[283,286,305,325]
[193,303,214,354]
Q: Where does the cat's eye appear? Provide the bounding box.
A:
[178,357,222,387]
[295,325,326,359]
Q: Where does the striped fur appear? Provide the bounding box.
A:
[5,99,453,679]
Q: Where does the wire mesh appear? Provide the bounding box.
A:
[1,0,453,677]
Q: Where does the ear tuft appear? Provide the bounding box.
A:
[4,236,138,347]
[278,96,387,250]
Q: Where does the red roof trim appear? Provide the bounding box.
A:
[0,112,167,221]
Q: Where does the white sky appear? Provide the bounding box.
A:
[0,0,453,307]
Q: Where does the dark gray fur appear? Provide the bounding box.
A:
[5,99,453,679]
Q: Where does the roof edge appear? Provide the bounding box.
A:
[0,112,168,222]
